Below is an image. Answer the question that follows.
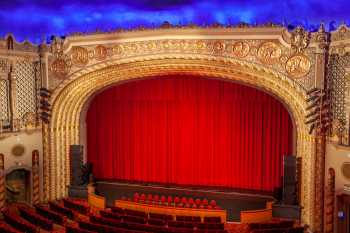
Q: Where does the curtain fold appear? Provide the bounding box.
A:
[87,76,293,192]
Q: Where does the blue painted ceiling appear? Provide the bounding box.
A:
[0,0,348,43]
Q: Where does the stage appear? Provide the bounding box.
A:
[95,181,274,222]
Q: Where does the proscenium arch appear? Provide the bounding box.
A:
[47,56,314,226]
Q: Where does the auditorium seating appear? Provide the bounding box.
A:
[2,210,39,233]
[101,210,123,220]
[35,204,66,225]
[131,193,220,209]
[49,201,75,219]
[18,206,54,231]
[63,197,90,214]
[66,225,95,233]
[0,221,21,233]
[247,221,304,233]
[150,212,174,221]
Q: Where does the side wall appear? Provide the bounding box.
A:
[0,131,43,200]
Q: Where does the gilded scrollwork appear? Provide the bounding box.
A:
[291,26,310,53]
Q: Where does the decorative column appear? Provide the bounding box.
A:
[8,63,17,131]
[311,24,330,233]
[32,150,40,205]
[39,44,51,202]
[0,154,5,211]
[324,168,335,233]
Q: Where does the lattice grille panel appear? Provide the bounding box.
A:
[14,61,37,120]
[328,54,350,137]
[0,80,9,122]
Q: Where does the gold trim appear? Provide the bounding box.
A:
[45,54,314,228]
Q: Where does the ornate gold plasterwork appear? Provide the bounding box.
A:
[285,54,311,79]
[291,27,310,53]
[231,41,250,58]
[94,45,108,61]
[71,46,89,66]
[256,41,282,65]
[45,53,316,228]
[48,38,316,92]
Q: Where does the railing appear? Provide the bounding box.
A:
[88,193,106,214]
[240,202,273,223]
[115,200,227,223]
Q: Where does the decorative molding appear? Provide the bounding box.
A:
[0,154,5,211]
[291,27,310,53]
[44,54,315,229]
[324,168,335,233]
[32,150,40,205]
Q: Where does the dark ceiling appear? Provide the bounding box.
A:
[0,0,348,43]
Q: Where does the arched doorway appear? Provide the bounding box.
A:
[6,167,31,204]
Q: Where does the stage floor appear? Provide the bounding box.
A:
[95,181,274,222]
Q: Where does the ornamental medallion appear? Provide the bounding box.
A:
[50,58,70,79]
[232,41,250,58]
[94,45,107,61]
[257,42,282,64]
[71,46,89,66]
[285,54,311,78]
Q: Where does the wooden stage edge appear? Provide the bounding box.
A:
[96,181,274,200]
[95,181,275,222]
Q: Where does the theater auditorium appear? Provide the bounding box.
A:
[0,1,349,233]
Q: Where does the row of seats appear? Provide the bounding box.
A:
[78,217,228,233]
[248,221,304,233]
[250,228,304,233]
[0,221,21,233]
[49,201,75,219]
[35,204,66,225]
[17,206,54,231]
[99,211,224,230]
[128,193,220,209]
[111,206,222,223]
[63,197,91,214]
[249,221,294,230]
[2,210,39,233]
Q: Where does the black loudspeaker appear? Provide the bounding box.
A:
[70,145,84,186]
[282,155,297,205]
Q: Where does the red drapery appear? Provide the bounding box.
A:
[87,76,293,192]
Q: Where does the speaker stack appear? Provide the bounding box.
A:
[68,145,87,198]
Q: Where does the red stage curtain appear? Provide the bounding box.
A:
[86,76,293,192]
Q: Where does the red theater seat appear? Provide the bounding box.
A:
[195,198,201,206]
[147,194,153,203]
[210,200,217,208]
[174,196,180,205]
[202,199,209,206]
[140,193,146,202]
[133,193,140,202]
[160,195,166,205]
[153,194,159,203]
[167,196,173,205]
